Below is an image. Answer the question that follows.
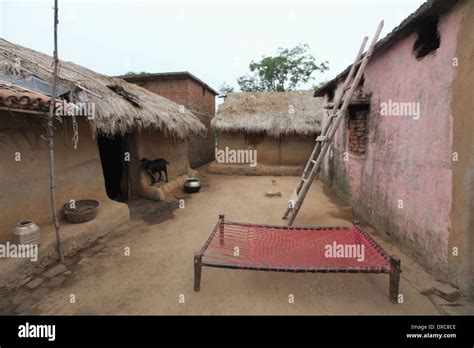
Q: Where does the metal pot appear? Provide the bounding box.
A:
[11,220,41,245]
[184,178,201,193]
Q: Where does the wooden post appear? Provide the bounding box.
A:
[219,214,225,246]
[47,0,64,263]
[194,252,202,292]
[389,256,401,303]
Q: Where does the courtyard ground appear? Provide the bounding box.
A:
[1,166,468,315]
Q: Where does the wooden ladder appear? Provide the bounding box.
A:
[282,21,384,226]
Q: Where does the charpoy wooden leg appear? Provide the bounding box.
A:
[194,252,202,292]
[389,256,401,303]
[219,214,225,246]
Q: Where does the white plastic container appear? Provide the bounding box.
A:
[11,220,41,245]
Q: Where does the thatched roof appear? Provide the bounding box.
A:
[0,38,205,139]
[314,0,461,97]
[212,91,323,137]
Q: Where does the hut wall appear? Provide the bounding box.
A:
[125,75,216,169]
[319,2,473,296]
[0,112,110,242]
[129,129,190,194]
[217,132,315,165]
[450,0,474,299]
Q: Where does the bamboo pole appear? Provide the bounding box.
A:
[286,21,384,226]
[47,0,64,263]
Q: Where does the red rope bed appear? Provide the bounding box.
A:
[194,215,401,302]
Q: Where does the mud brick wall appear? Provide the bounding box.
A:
[318,1,474,297]
[348,110,368,155]
[185,79,216,168]
[125,75,216,168]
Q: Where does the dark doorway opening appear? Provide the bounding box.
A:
[413,16,441,59]
[97,133,130,202]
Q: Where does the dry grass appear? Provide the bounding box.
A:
[0,38,205,140]
[212,91,323,137]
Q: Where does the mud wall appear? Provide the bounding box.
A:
[449,0,474,298]
[128,128,190,198]
[0,111,111,242]
[320,3,469,291]
[217,132,315,165]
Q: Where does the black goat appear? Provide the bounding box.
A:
[139,158,170,185]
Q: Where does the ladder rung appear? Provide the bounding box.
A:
[316,135,327,142]
[283,21,384,227]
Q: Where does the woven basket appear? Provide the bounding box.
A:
[63,199,99,224]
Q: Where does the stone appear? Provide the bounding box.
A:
[432,283,462,302]
[48,275,66,287]
[32,287,49,300]
[428,293,455,308]
[91,244,106,253]
[419,281,462,302]
[64,271,72,275]
[43,264,68,278]
[18,276,33,287]
[26,277,45,290]
[265,189,282,198]
[0,298,10,311]
[14,298,35,314]
[12,291,30,305]
[80,250,95,257]
[78,258,91,266]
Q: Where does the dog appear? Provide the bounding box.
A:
[139,158,169,185]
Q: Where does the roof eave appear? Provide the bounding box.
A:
[118,71,219,96]
[313,0,462,97]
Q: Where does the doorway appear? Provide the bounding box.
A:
[97,133,130,202]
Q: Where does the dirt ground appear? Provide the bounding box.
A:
[3,166,444,315]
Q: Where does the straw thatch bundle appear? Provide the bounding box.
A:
[0,38,205,139]
[212,91,323,137]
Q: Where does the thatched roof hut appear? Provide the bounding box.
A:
[0,38,205,139]
[212,91,323,137]
[209,91,324,174]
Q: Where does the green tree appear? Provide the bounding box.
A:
[218,82,235,95]
[237,44,328,92]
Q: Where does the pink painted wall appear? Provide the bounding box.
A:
[321,6,463,275]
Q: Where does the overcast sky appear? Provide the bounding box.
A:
[0,0,426,93]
